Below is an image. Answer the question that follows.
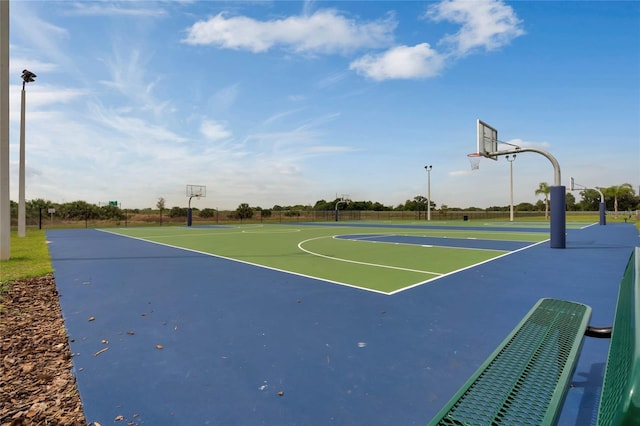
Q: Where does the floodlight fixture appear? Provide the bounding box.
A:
[21,69,36,84]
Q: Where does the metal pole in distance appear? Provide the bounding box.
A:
[570,177,606,226]
[506,155,516,221]
[18,70,35,237]
[596,187,606,226]
[334,199,344,222]
[18,83,26,237]
[425,165,432,221]
[0,0,10,259]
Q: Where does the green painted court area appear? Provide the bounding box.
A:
[103,223,550,294]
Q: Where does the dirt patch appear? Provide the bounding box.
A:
[1,274,87,425]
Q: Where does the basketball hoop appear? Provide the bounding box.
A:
[186,184,206,198]
[467,153,483,170]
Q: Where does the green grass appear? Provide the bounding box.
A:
[0,230,53,285]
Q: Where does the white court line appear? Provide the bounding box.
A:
[241,229,301,234]
[97,229,549,296]
[334,234,516,253]
[97,229,391,295]
[298,236,444,276]
[387,239,549,295]
[111,225,279,239]
[580,222,599,230]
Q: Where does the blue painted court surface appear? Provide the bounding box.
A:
[335,234,535,251]
[47,222,639,425]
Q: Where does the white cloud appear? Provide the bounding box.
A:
[505,138,551,150]
[10,4,73,75]
[426,0,525,56]
[262,109,305,126]
[212,84,240,111]
[349,43,445,80]
[200,119,232,141]
[315,71,349,88]
[66,3,168,17]
[9,58,58,75]
[96,44,175,120]
[449,170,472,177]
[307,145,357,154]
[180,1,523,82]
[350,0,524,81]
[10,84,86,112]
[182,10,396,54]
[98,47,152,96]
[87,103,188,145]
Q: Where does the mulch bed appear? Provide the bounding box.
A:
[1,274,87,425]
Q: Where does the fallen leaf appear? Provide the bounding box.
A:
[92,347,109,357]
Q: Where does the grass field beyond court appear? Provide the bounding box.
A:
[103,222,550,294]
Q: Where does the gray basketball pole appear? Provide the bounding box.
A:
[0,0,10,259]
[598,190,606,226]
[334,198,347,221]
[491,147,566,249]
[570,178,606,226]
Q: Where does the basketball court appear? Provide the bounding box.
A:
[98,222,550,294]
[47,221,639,425]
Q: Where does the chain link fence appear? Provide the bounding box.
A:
[12,209,637,230]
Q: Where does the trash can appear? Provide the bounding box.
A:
[463,215,468,221]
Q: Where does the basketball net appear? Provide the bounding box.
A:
[467,153,483,170]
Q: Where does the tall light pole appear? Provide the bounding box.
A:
[506,154,516,222]
[0,1,9,259]
[425,165,432,221]
[18,69,36,237]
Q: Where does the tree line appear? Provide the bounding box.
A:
[10,182,638,221]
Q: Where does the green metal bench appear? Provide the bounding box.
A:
[427,247,640,426]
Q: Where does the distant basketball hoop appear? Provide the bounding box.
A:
[186,184,206,227]
[186,184,206,198]
[467,152,483,170]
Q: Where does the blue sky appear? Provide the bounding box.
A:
[7,0,639,210]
